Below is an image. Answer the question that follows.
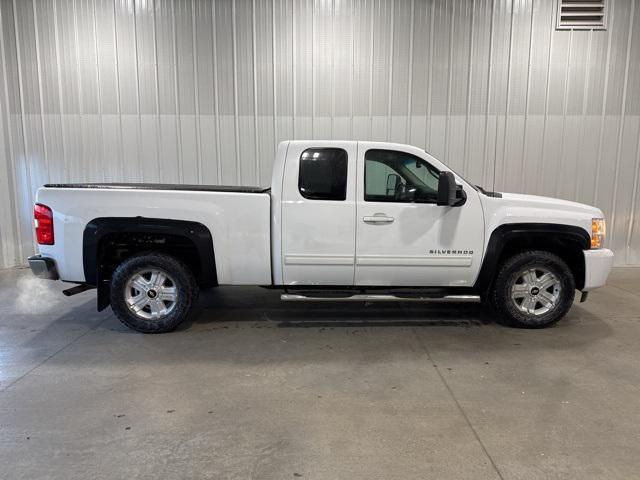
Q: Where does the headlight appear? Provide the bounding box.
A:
[591,218,606,249]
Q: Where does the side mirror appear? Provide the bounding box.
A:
[437,171,465,206]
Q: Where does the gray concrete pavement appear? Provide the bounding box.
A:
[1,267,639,479]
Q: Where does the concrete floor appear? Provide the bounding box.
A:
[0,269,639,480]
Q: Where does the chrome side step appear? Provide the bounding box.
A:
[280,293,481,303]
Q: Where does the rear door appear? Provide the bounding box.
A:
[281,141,357,285]
[354,143,485,287]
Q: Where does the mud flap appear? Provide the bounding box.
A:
[97,277,111,311]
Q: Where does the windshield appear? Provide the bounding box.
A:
[423,150,479,192]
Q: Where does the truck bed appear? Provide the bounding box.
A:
[36,184,272,286]
[44,183,270,194]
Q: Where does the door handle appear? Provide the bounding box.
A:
[363,215,394,224]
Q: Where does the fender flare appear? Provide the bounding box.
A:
[473,223,591,292]
[83,217,216,310]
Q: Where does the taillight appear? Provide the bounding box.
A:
[34,203,54,245]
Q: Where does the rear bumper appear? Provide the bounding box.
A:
[582,249,614,291]
[28,255,59,280]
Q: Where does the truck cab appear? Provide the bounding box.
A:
[273,141,484,287]
[29,140,614,333]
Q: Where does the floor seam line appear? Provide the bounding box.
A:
[607,282,640,299]
[412,327,506,480]
[0,317,109,393]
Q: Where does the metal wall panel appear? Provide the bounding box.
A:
[1,0,639,268]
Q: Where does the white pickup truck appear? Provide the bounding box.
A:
[29,140,614,333]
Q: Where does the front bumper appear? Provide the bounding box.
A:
[28,255,59,280]
[582,249,614,291]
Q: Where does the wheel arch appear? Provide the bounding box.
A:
[83,217,216,310]
[474,223,590,294]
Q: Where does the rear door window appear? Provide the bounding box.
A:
[298,148,348,201]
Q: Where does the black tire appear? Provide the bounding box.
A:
[110,252,198,333]
[491,250,575,328]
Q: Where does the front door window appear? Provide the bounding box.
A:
[364,149,440,203]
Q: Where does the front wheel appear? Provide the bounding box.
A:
[110,253,198,333]
[491,251,575,328]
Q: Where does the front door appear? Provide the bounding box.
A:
[281,141,357,285]
[354,143,484,287]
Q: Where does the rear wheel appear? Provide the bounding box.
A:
[491,251,575,328]
[110,252,197,333]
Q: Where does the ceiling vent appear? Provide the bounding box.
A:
[557,0,607,30]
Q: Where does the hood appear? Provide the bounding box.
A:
[497,192,604,217]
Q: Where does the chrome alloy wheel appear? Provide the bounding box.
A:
[124,269,177,320]
[510,267,561,316]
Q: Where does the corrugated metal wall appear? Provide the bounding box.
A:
[1,0,639,268]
